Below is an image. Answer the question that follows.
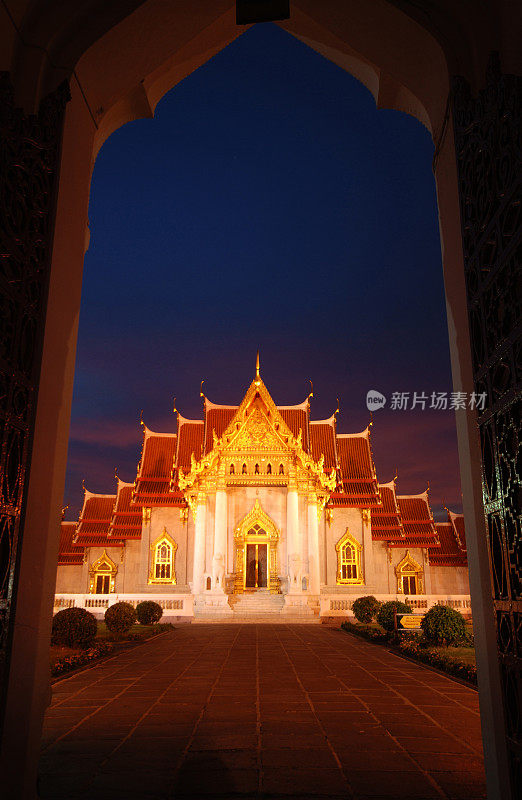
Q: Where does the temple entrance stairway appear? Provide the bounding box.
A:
[192,589,320,623]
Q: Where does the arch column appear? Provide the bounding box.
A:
[286,486,299,593]
[192,494,207,595]
[212,487,227,592]
[307,498,321,595]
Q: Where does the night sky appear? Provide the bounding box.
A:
[64,23,461,520]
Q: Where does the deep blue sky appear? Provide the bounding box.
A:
[64,23,461,519]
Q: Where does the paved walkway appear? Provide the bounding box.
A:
[39,625,486,800]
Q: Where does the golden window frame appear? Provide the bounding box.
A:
[335,528,364,585]
[148,528,177,585]
[88,549,117,594]
[395,550,424,594]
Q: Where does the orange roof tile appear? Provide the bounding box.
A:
[204,406,237,452]
[430,511,467,565]
[450,511,467,551]
[389,492,439,547]
[74,493,120,546]
[58,522,84,565]
[134,428,179,505]
[332,431,380,507]
[372,482,404,540]
[176,418,204,471]
[310,420,337,469]
[110,482,142,539]
[279,408,309,452]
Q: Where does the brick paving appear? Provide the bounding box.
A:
[39,625,486,800]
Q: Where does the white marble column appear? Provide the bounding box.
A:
[423,549,432,594]
[307,500,321,595]
[213,488,227,592]
[287,488,299,593]
[192,494,206,595]
[362,509,374,587]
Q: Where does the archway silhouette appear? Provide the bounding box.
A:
[1,3,519,798]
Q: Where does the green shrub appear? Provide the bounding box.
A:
[104,601,136,636]
[421,604,466,645]
[376,600,412,632]
[352,595,381,624]
[136,600,163,625]
[51,607,97,649]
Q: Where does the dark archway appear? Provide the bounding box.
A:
[0,2,520,798]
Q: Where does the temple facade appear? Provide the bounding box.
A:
[56,364,470,620]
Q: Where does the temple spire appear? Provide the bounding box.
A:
[255,351,260,380]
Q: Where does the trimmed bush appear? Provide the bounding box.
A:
[104,601,136,636]
[52,607,97,649]
[352,595,381,624]
[376,600,412,632]
[421,603,466,645]
[136,600,163,625]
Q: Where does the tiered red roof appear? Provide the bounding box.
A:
[110,481,142,539]
[333,429,380,507]
[371,480,404,540]
[176,416,205,471]
[74,492,119,547]
[61,375,459,563]
[58,522,84,565]
[133,426,180,506]
[430,511,467,566]
[388,491,440,548]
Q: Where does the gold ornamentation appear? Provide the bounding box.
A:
[395,550,424,594]
[362,509,371,524]
[335,529,364,585]
[148,528,177,584]
[233,500,280,594]
[88,550,117,593]
[178,375,336,504]
[142,507,151,524]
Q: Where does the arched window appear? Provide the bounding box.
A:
[242,463,247,474]
[229,463,235,474]
[89,550,118,594]
[267,463,272,475]
[255,463,260,474]
[395,551,423,595]
[335,529,363,585]
[149,529,177,584]
[279,463,284,475]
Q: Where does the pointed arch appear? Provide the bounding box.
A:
[89,550,118,594]
[395,550,424,594]
[148,528,177,584]
[335,529,363,585]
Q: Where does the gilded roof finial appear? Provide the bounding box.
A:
[426,480,430,493]
[255,351,260,380]
[172,396,177,414]
[307,379,314,403]
[139,409,144,427]
[200,380,205,399]
[334,397,340,417]
[82,478,86,493]
[114,466,119,482]
[61,505,69,520]
[394,466,398,482]
[369,411,374,427]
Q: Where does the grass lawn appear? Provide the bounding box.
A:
[429,645,476,665]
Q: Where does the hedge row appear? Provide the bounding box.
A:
[397,639,477,685]
[341,621,477,685]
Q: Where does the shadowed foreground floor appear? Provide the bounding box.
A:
[39,625,486,799]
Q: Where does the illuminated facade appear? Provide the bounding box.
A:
[56,363,470,618]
